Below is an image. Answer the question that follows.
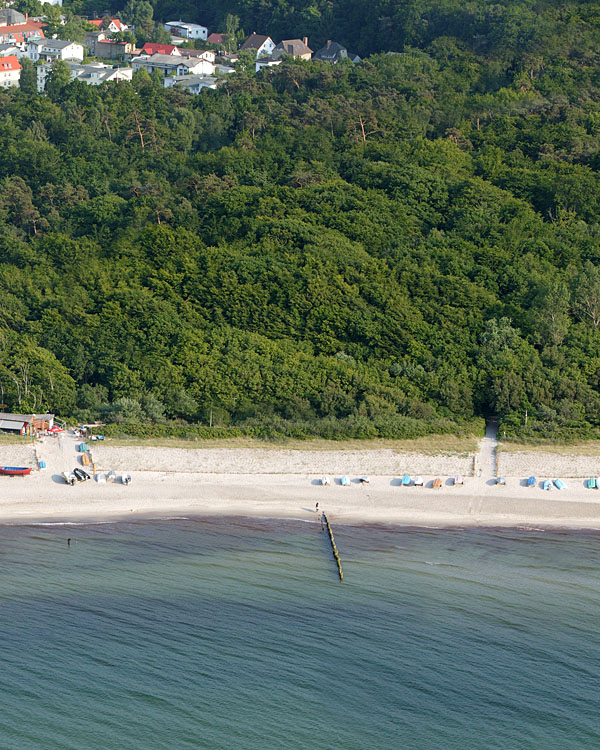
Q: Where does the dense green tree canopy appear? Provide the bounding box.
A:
[3,1,600,440]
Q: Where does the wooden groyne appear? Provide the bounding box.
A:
[322,513,343,581]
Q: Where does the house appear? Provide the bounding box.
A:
[163,21,207,40]
[164,73,217,93]
[272,37,312,60]
[313,40,352,64]
[83,29,107,55]
[95,39,135,59]
[206,32,226,46]
[37,60,132,91]
[0,413,54,434]
[0,43,21,57]
[41,0,63,6]
[141,42,181,56]
[218,52,239,64]
[131,52,214,77]
[73,61,133,84]
[177,48,215,63]
[88,18,128,34]
[255,57,281,73]
[0,9,27,25]
[0,20,45,45]
[240,33,275,58]
[0,54,21,87]
[28,37,83,62]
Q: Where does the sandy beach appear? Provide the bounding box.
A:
[1,429,600,528]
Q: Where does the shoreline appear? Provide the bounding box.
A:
[3,432,600,529]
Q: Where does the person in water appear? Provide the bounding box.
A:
[67,538,71,546]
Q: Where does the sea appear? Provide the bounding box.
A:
[0,517,599,749]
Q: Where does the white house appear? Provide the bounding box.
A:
[41,0,63,5]
[163,74,217,93]
[178,48,215,63]
[28,38,84,62]
[255,57,282,73]
[37,60,132,92]
[0,43,21,58]
[240,33,275,58]
[0,54,21,87]
[131,53,214,77]
[88,18,128,34]
[164,21,207,40]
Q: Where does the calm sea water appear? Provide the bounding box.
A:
[0,517,599,749]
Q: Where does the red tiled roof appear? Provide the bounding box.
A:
[0,20,45,34]
[89,18,124,30]
[142,42,178,55]
[0,54,21,71]
[207,33,226,44]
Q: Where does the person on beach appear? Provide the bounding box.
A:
[315,502,319,513]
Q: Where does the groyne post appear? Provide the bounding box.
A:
[322,513,343,581]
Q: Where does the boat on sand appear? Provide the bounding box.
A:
[0,466,32,476]
[62,471,76,486]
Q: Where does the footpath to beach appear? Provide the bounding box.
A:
[2,429,600,528]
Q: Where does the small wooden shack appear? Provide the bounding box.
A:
[0,413,54,435]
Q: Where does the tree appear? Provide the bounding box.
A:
[573,261,600,329]
[44,60,72,100]
[150,24,171,44]
[122,0,154,39]
[19,57,37,95]
[224,13,240,54]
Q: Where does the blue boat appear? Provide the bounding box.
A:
[527,476,536,487]
[588,478,597,489]
[401,474,411,486]
[340,475,351,486]
[554,478,566,490]
[543,479,553,490]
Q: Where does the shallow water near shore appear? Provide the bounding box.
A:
[0,517,599,749]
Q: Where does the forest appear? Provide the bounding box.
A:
[2,0,600,441]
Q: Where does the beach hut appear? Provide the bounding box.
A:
[320,476,330,486]
[454,475,463,486]
[554,479,567,490]
[340,475,351,486]
[527,476,536,487]
[401,474,411,486]
[413,476,424,487]
[496,476,505,485]
[543,479,553,490]
[587,478,596,489]
[432,478,442,489]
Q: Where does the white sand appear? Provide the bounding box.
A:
[1,432,600,528]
